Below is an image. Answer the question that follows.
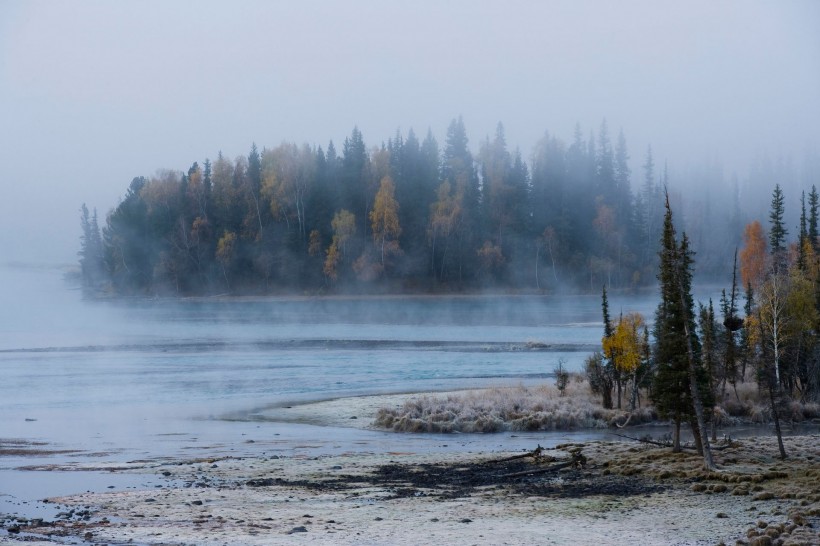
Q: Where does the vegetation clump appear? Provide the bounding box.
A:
[373,381,655,433]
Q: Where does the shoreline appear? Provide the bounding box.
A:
[2,434,817,545]
[245,387,820,437]
[2,390,818,545]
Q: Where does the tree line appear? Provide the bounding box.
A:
[587,184,820,468]
[80,118,683,295]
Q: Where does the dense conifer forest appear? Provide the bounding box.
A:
[78,118,769,296]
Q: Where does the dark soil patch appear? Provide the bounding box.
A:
[247,451,665,501]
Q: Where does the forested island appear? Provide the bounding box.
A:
[78,118,752,296]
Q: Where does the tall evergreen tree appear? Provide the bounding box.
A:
[246,143,264,239]
[79,203,104,289]
[479,123,512,247]
[440,116,480,283]
[103,176,151,292]
[613,128,632,223]
[799,190,808,270]
[595,119,614,200]
[809,184,819,250]
[202,158,212,219]
[652,194,715,468]
[341,127,370,240]
[508,149,531,243]
[699,299,719,440]
[768,184,788,268]
[596,284,615,409]
[640,145,662,273]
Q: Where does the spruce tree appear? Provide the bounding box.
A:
[799,190,808,271]
[768,184,787,269]
[79,203,104,289]
[247,142,264,239]
[652,196,689,449]
[599,285,615,409]
[651,195,715,468]
[809,184,819,251]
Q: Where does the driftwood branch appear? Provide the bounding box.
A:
[499,451,586,479]
[487,445,549,464]
[609,432,735,451]
[615,413,634,428]
[609,432,688,448]
[500,460,574,478]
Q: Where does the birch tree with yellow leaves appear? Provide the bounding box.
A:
[603,312,649,412]
[370,176,402,274]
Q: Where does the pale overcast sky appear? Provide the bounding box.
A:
[1,0,818,264]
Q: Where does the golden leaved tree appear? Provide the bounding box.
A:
[602,312,647,411]
[369,176,402,273]
[740,220,767,290]
[323,210,356,282]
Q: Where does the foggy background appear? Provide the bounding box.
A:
[1,0,818,266]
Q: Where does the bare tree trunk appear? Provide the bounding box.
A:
[683,317,716,469]
[769,379,788,460]
[690,417,704,456]
[546,237,558,284]
[251,191,263,241]
[676,269,716,470]
[673,418,681,453]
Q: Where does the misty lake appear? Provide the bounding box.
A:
[0,264,711,518]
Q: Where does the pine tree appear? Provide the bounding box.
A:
[613,128,632,224]
[247,143,264,239]
[799,190,808,271]
[652,194,715,468]
[809,184,819,251]
[341,127,370,239]
[79,203,104,290]
[699,299,719,440]
[440,116,480,283]
[768,184,788,269]
[598,285,615,409]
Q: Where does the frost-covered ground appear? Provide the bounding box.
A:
[2,393,818,546]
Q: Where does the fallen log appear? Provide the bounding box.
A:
[499,452,586,478]
[486,445,549,464]
[608,432,684,448]
[609,432,735,451]
[500,460,574,479]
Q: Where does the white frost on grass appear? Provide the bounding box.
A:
[373,381,656,433]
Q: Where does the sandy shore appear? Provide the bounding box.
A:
[2,392,819,545]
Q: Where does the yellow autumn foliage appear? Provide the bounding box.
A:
[602,312,645,374]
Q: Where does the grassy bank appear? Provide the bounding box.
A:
[373,379,820,434]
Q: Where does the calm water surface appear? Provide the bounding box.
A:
[0,264,702,518]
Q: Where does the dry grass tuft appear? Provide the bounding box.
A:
[374,378,819,434]
[373,380,656,433]
[716,382,820,425]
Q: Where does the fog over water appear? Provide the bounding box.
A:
[1,1,819,264]
[1,1,819,523]
[0,264,714,440]
[0,264,671,517]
